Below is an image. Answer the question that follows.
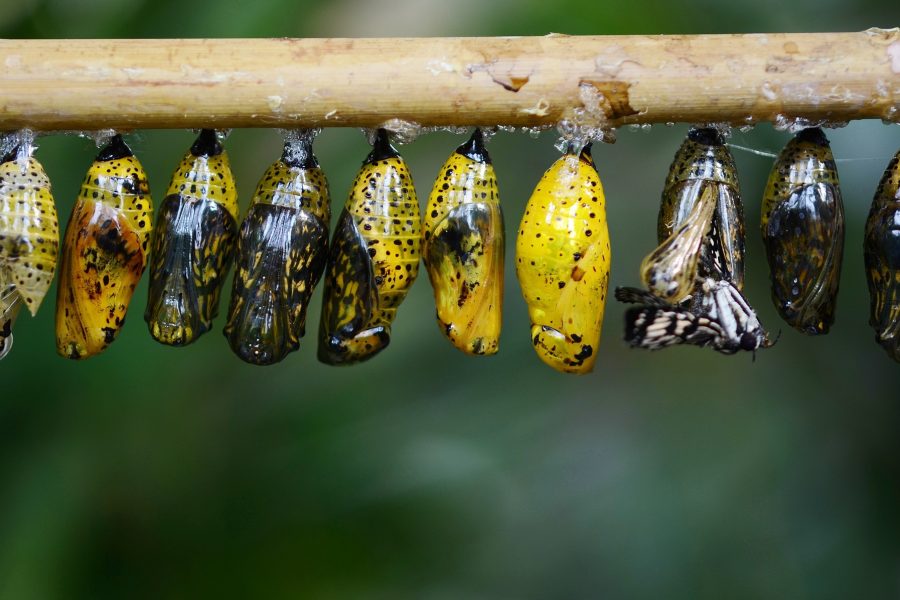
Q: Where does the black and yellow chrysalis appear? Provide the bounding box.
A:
[0,140,59,359]
[515,143,610,375]
[145,129,239,346]
[56,135,153,359]
[864,149,900,362]
[318,128,421,365]
[222,132,330,366]
[423,129,503,356]
[643,127,744,301]
[760,127,844,335]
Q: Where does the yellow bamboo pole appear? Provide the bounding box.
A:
[0,32,898,131]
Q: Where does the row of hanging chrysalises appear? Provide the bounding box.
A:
[1,126,898,373]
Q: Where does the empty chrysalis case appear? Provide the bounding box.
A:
[760,127,844,335]
[423,129,504,356]
[223,133,330,366]
[318,129,421,365]
[0,142,59,360]
[515,143,610,375]
[56,135,153,360]
[643,127,744,302]
[145,129,239,346]
[864,149,900,362]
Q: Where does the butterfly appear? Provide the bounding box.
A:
[615,278,774,355]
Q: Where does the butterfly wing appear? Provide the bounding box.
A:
[614,286,672,307]
[624,306,725,351]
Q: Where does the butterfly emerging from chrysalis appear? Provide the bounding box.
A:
[145,129,239,346]
[318,128,422,365]
[864,148,900,363]
[515,141,611,374]
[0,133,59,360]
[617,127,771,355]
[56,134,153,360]
[223,130,331,366]
[423,128,504,356]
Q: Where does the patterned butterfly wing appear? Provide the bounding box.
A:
[616,279,772,355]
[708,183,745,288]
[613,285,672,308]
[624,305,726,351]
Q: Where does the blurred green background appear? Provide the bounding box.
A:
[2,1,900,598]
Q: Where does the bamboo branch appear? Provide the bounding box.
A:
[0,32,898,131]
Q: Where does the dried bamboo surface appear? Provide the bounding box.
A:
[0,31,898,131]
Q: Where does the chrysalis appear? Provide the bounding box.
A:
[760,127,844,335]
[423,129,504,356]
[643,127,744,301]
[56,135,153,359]
[864,149,900,362]
[318,129,421,365]
[515,143,610,374]
[0,140,59,359]
[223,132,330,365]
[145,129,239,346]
